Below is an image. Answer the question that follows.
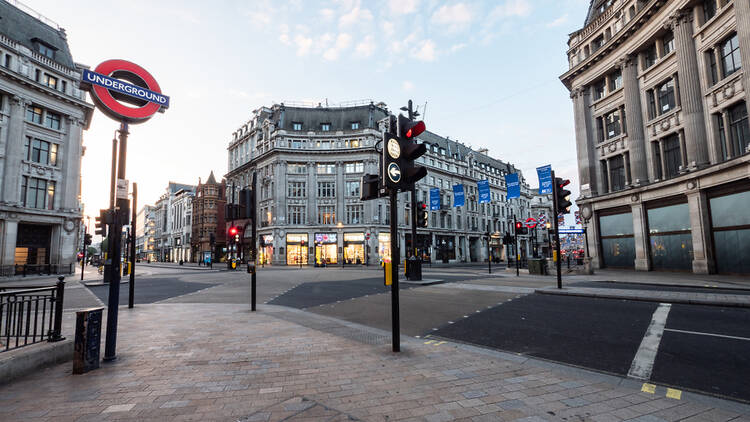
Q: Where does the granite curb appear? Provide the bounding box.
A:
[0,338,73,387]
[535,287,750,308]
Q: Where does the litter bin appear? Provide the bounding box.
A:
[73,307,103,374]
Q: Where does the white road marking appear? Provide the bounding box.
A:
[664,328,750,342]
[628,303,671,380]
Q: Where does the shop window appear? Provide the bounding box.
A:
[728,101,750,157]
[710,189,750,274]
[598,211,635,268]
[647,202,693,271]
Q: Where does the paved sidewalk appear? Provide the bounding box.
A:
[1,303,748,421]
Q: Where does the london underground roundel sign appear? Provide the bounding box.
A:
[80,59,169,124]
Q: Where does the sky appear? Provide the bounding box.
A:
[27,0,591,229]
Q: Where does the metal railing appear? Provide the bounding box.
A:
[0,263,73,277]
[0,278,65,352]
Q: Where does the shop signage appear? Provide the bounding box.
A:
[286,233,308,243]
[558,228,584,234]
[344,233,365,242]
[80,59,170,123]
[261,235,274,245]
[314,233,337,243]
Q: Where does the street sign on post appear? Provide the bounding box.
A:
[525,217,538,229]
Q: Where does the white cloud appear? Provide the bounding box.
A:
[431,3,473,32]
[413,39,437,62]
[339,6,373,28]
[546,13,569,27]
[382,21,395,37]
[279,33,291,45]
[355,35,375,58]
[294,35,314,56]
[320,8,336,22]
[489,0,532,19]
[323,33,353,61]
[402,80,414,91]
[448,43,467,54]
[388,0,419,15]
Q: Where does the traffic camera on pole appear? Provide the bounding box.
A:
[416,201,428,227]
[555,178,572,214]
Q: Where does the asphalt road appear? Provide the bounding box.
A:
[572,280,750,295]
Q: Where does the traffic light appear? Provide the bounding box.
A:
[360,174,381,201]
[555,177,572,214]
[95,209,110,237]
[416,201,428,227]
[84,233,92,246]
[382,114,428,191]
[239,188,255,220]
[515,221,522,235]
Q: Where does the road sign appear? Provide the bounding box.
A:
[80,60,170,124]
[558,228,584,234]
[387,163,401,183]
[387,138,401,159]
[525,217,537,229]
[116,179,129,200]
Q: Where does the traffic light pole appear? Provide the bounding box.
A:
[389,189,400,353]
[551,170,562,289]
[105,122,129,362]
[251,172,257,312]
[129,183,137,309]
[406,100,421,281]
[487,232,491,274]
[80,226,87,281]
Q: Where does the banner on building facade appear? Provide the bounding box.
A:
[453,184,465,207]
[477,180,491,204]
[536,165,552,195]
[429,188,441,210]
[505,173,520,199]
[538,213,547,226]
[575,211,581,225]
[558,213,565,226]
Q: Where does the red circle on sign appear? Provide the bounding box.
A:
[91,59,163,123]
[525,217,537,229]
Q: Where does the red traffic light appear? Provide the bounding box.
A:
[229,226,238,236]
[558,179,571,188]
[515,222,522,229]
[405,121,425,139]
[421,203,427,210]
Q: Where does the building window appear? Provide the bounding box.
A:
[291,139,301,149]
[721,33,741,78]
[21,176,55,210]
[287,181,306,198]
[728,101,750,157]
[287,163,307,174]
[609,156,626,191]
[288,205,305,225]
[45,111,61,130]
[345,161,364,173]
[662,31,674,56]
[24,138,58,166]
[604,110,621,139]
[43,73,57,89]
[591,35,604,53]
[317,181,336,197]
[717,113,728,159]
[350,122,360,130]
[644,44,657,69]
[316,163,335,174]
[345,181,360,197]
[657,78,675,114]
[347,139,361,148]
[593,79,606,100]
[292,122,302,131]
[318,205,335,224]
[37,43,55,59]
[346,205,363,224]
[321,123,331,131]
[663,134,682,178]
[609,69,622,91]
[708,49,718,85]
[26,106,43,124]
[703,0,716,23]
[596,117,605,143]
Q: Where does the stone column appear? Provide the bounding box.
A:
[687,189,714,273]
[721,110,732,160]
[307,163,316,224]
[734,0,750,107]
[2,96,28,204]
[672,10,709,168]
[0,219,18,267]
[572,88,598,195]
[60,117,83,211]
[621,55,649,185]
[278,161,287,226]
[631,202,650,271]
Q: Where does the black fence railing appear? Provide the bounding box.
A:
[0,278,65,352]
[0,263,74,277]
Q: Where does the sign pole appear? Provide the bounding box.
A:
[551,170,562,289]
[104,122,129,362]
[389,189,400,353]
[487,232,491,274]
[128,182,137,309]
[251,172,257,312]
[80,225,87,281]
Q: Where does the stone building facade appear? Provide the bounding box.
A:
[135,204,156,261]
[224,101,534,266]
[152,182,195,262]
[561,0,750,274]
[190,171,226,264]
[0,2,93,276]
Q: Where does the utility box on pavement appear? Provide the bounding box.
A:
[527,259,547,275]
[73,307,103,374]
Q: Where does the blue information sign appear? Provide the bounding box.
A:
[558,228,584,234]
[536,165,552,195]
[477,180,490,204]
[505,173,520,199]
[429,188,441,210]
[453,184,465,207]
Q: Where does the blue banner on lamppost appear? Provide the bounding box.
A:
[429,188,441,210]
[477,180,491,204]
[505,173,520,199]
[453,184,465,207]
[536,164,552,195]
